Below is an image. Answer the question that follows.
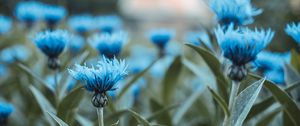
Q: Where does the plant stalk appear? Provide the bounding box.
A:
[97,107,104,126]
[223,81,240,126]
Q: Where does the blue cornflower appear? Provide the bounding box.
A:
[0,15,12,35]
[0,44,30,64]
[215,25,274,66]
[43,4,66,27]
[89,31,128,58]
[0,102,13,119]
[68,15,94,34]
[285,22,300,44]
[33,30,69,58]
[255,51,290,85]
[15,1,44,24]
[148,29,175,49]
[95,15,122,33]
[210,0,262,25]
[0,64,8,77]
[68,56,128,93]
[68,34,85,54]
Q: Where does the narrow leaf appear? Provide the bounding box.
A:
[75,114,93,126]
[57,86,85,123]
[255,107,281,126]
[127,109,151,126]
[284,63,300,84]
[147,103,180,121]
[47,111,69,126]
[149,99,173,125]
[173,87,205,125]
[185,44,229,101]
[162,56,182,105]
[231,78,265,126]
[207,86,229,117]
[291,50,300,73]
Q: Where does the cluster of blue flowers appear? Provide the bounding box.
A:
[15,1,66,28]
[0,44,30,64]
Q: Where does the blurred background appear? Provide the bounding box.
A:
[1,0,300,51]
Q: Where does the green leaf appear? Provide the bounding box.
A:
[182,58,203,78]
[247,79,300,121]
[230,78,265,126]
[255,107,281,126]
[29,86,56,126]
[291,50,300,74]
[185,44,229,101]
[251,74,300,126]
[173,87,205,125]
[207,86,229,117]
[162,56,182,104]
[57,86,85,123]
[127,109,151,126]
[75,114,93,126]
[117,59,157,100]
[47,111,69,126]
[149,99,173,125]
[147,103,180,121]
[284,63,300,84]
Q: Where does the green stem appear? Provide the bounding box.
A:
[223,81,240,126]
[54,69,59,106]
[97,107,104,126]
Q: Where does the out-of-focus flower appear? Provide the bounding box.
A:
[215,25,274,66]
[15,1,44,25]
[255,51,290,85]
[164,42,182,56]
[68,15,94,34]
[215,25,274,81]
[0,15,12,35]
[285,22,300,44]
[0,64,8,77]
[45,74,61,92]
[95,15,122,33]
[89,31,128,58]
[210,0,262,25]
[33,30,69,58]
[184,31,213,49]
[69,56,128,107]
[43,4,66,27]
[33,30,69,69]
[68,34,85,54]
[0,102,13,120]
[148,28,175,50]
[0,45,30,64]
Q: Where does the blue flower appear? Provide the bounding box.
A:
[33,30,69,58]
[0,64,8,77]
[0,15,12,35]
[95,15,122,33]
[184,31,213,49]
[255,51,290,85]
[89,31,128,58]
[148,29,175,49]
[68,15,94,34]
[210,0,262,25]
[68,34,85,54]
[43,5,66,26]
[215,25,274,66]
[0,102,13,119]
[68,56,128,93]
[285,22,300,44]
[0,44,30,64]
[15,1,44,24]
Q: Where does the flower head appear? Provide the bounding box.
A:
[0,15,12,35]
[210,0,262,25]
[285,22,300,44]
[43,4,66,26]
[15,1,44,24]
[68,56,128,93]
[0,44,30,64]
[68,34,85,54]
[68,15,94,34]
[95,15,122,33]
[33,30,69,58]
[215,25,274,66]
[0,102,13,119]
[89,31,128,58]
[148,29,175,49]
